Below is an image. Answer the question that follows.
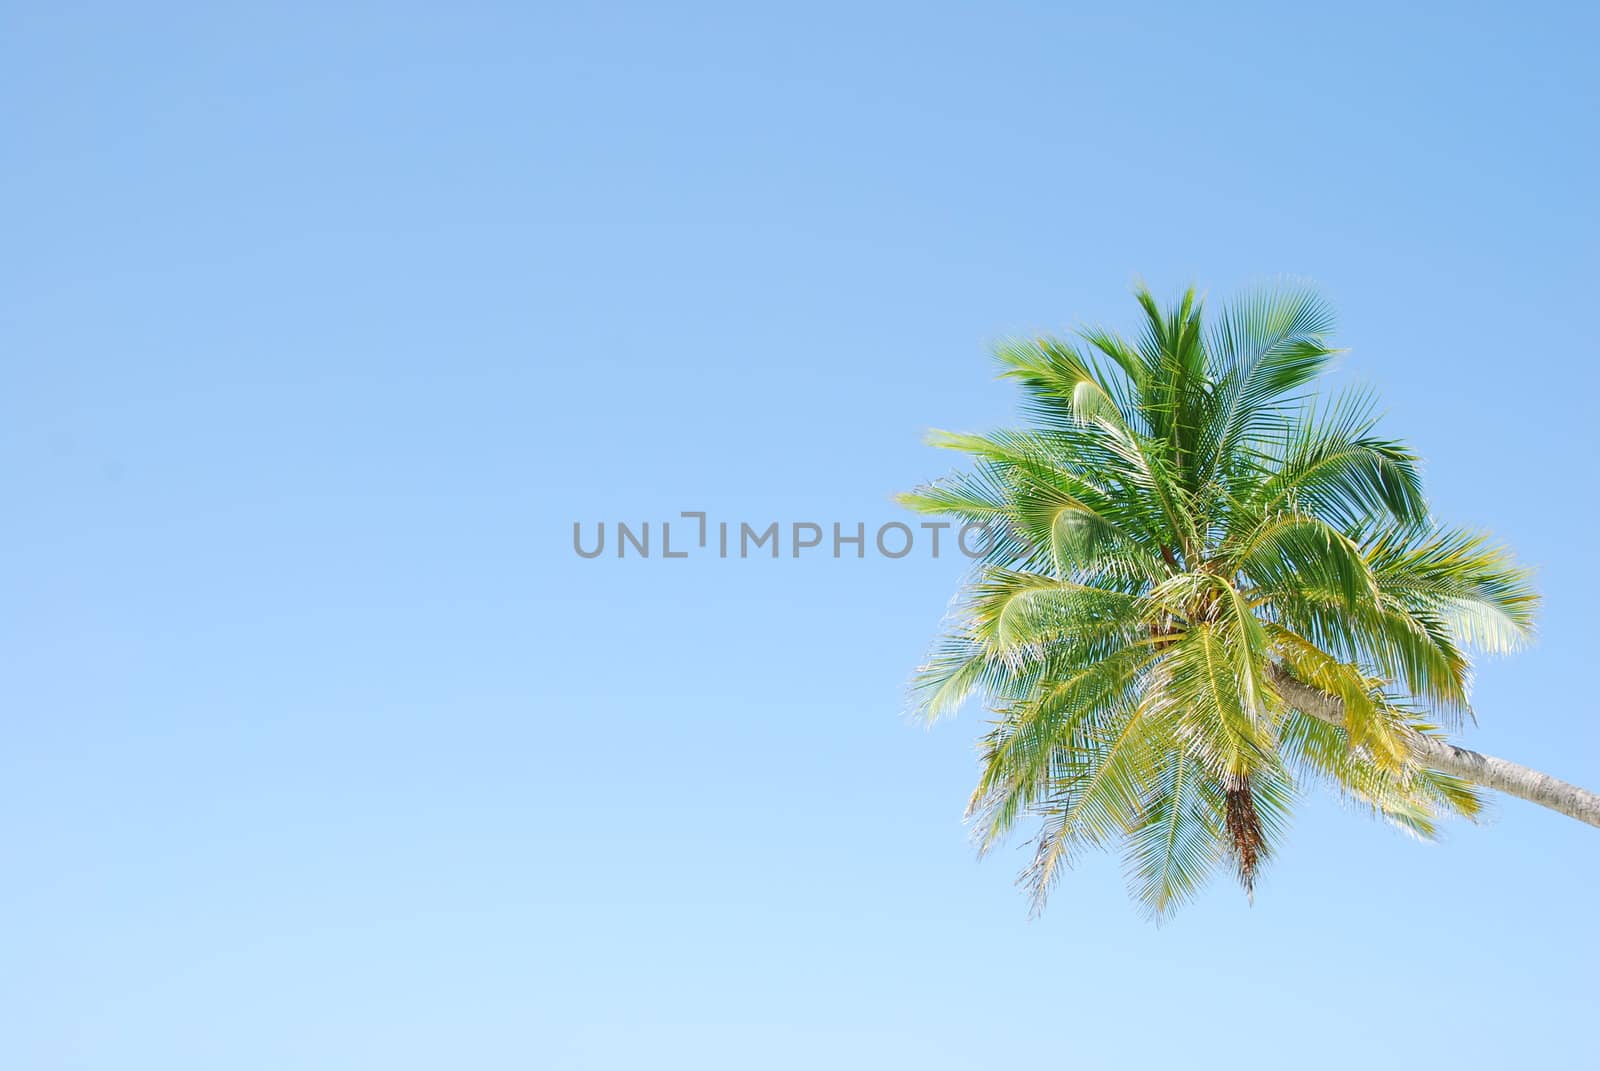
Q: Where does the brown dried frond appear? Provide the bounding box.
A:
[1224,780,1264,901]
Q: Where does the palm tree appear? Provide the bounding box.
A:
[901,284,1600,920]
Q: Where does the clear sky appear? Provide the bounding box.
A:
[4,3,1598,1068]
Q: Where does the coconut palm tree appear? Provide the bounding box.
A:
[901,284,1600,920]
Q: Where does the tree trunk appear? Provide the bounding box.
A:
[1266,665,1600,829]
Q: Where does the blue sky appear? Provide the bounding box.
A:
[4,2,1598,1067]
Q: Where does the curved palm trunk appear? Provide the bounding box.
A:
[1267,666,1600,829]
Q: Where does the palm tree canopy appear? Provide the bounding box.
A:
[901,284,1537,920]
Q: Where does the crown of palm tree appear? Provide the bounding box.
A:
[901,284,1537,920]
